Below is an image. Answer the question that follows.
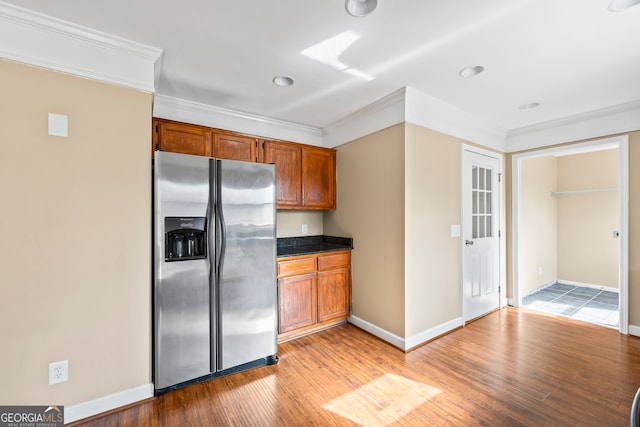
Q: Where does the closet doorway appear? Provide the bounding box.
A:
[511,135,629,333]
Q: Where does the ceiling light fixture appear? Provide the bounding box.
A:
[459,65,485,78]
[272,75,294,87]
[518,102,540,110]
[608,0,640,11]
[345,0,378,17]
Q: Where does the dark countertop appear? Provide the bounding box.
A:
[277,235,353,258]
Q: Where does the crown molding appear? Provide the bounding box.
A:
[404,87,509,152]
[153,94,324,147]
[323,88,407,148]
[324,87,509,151]
[0,1,162,92]
[506,100,640,152]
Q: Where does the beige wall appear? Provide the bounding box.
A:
[404,124,462,336]
[519,155,558,295]
[324,123,475,339]
[0,60,152,405]
[324,124,406,337]
[557,149,619,288]
[276,211,323,237]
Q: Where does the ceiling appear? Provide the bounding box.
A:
[4,0,640,134]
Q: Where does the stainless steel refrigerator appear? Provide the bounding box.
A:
[153,151,278,394]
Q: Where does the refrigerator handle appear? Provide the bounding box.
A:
[215,160,227,281]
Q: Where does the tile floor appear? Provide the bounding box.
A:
[522,282,619,329]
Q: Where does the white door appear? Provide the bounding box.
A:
[463,148,501,322]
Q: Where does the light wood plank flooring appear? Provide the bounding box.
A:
[71,307,640,426]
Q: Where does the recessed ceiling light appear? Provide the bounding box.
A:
[272,75,294,87]
[459,65,485,78]
[345,0,378,17]
[608,0,640,11]
[518,102,540,110]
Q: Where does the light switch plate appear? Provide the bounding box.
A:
[48,113,68,137]
[451,225,461,237]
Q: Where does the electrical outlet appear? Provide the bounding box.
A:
[49,360,68,385]
[538,267,543,277]
[301,223,308,235]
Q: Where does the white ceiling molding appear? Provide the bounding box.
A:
[323,88,406,148]
[507,101,640,153]
[153,94,324,147]
[324,87,509,151]
[0,1,162,93]
[404,87,508,152]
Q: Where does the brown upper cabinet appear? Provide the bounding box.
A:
[263,141,303,208]
[302,146,336,210]
[154,119,259,162]
[153,118,336,210]
[214,133,258,163]
[264,141,336,210]
[155,119,213,157]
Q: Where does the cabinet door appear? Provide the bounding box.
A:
[302,147,336,210]
[156,121,213,157]
[278,273,317,333]
[214,133,257,162]
[317,268,350,323]
[264,141,303,208]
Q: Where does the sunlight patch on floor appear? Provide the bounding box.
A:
[322,373,441,426]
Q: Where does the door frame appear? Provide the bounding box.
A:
[511,135,629,334]
[462,144,505,323]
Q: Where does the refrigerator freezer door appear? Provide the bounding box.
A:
[154,152,212,390]
[216,159,277,371]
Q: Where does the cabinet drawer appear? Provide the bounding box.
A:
[277,257,316,277]
[318,252,351,271]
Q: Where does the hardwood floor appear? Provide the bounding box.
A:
[71,308,640,426]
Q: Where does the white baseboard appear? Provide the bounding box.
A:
[523,280,557,297]
[404,317,464,351]
[557,280,619,294]
[65,383,153,424]
[348,315,463,351]
[348,315,405,350]
[628,325,640,337]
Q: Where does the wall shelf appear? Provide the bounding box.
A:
[551,188,618,196]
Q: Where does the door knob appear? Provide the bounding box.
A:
[465,240,474,246]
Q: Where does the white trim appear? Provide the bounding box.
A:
[153,94,324,147]
[406,88,508,152]
[404,317,464,351]
[628,325,640,338]
[348,315,464,351]
[0,1,162,93]
[64,383,153,424]
[618,137,629,334]
[511,135,629,334]
[507,101,640,152]
[511,154,523,308]
[556,280,619,294]
[348,315,405,350]
[323,88,406,148]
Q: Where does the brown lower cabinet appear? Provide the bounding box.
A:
[277,250,351,342]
